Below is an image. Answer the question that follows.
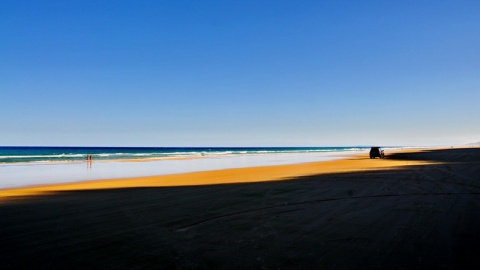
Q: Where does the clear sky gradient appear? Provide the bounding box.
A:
[1,0,479,147]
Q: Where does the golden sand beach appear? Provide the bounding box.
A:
[1,148,480,269]
[0,151,427,199]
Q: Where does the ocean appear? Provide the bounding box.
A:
[0,146,371,164]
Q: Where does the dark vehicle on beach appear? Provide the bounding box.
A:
[369,147,384,159]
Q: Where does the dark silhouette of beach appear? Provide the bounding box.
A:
[1,148,480,269]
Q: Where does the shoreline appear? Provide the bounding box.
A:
[2,147,479,269]
[0,149,430,200]
[0,146,382,164]
[0,150,366,190]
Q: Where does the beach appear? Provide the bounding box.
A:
[1,147,480,269]
[0,147,369,190]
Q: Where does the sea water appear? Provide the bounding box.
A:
[0,146,377,189]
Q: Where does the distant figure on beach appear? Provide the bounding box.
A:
[86,155,92,169]
[87,154,94,169]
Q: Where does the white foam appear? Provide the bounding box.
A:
[0,154,86,159]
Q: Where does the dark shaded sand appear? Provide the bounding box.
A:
[1,148,480,269]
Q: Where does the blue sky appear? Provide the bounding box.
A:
[1,0,479,146]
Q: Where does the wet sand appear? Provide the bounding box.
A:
[1,148,480,269]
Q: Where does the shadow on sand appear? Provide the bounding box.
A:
[1,148,480,269]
